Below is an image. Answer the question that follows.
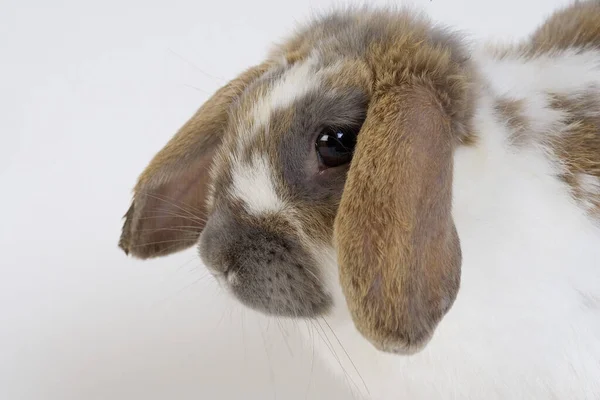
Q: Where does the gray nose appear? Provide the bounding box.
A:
[198,209,296,275]
[197,207,331,317]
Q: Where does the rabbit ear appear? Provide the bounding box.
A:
[119,63,270,259]
[335,82,464,354]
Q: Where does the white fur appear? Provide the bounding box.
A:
[235,55,322,151]
[300,47,600,399]
[478,49,600,98]
[578,173,600,213]
[253,56,320,127]
[230,154,285,215]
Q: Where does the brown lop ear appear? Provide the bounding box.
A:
[335,82,464,354]
[119,62,270,259]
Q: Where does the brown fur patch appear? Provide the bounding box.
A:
[548,90,600,218]
[494,97,531,145]
[490,1,600,59]
[529,0,600,54]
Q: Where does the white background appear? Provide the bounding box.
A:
[1,0,571,399]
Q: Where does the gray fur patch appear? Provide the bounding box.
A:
[198,207,331,317]
[278,87,368,203]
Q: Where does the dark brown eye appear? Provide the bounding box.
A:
[315,126,358,168]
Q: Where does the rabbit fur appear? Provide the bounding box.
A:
[119,1,600,398]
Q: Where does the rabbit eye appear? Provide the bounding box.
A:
[315,126,358,168]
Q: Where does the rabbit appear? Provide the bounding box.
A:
[118,1,600,399]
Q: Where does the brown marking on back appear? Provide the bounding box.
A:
[485,2,600,221]
[529,0,600,54]
[548,90,600,218]
[494,97,531,145]
[490,1,600,60]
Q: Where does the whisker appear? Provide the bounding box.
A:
[134,227,201,235]
[129,238,200,248]
[160,256,201,285]
[241,309,247,366]
[137,224,204,230]
[181,83,211,95]
[321,317,370,396]
[138,191,204,220]
[258,319,277,400]
[310,320,343,369]
[152,240,194,257]
[304,320,316,400]
[314,319,361,399]
[150,272,209,308]
[303,268,325,287]
[214,304,229,332]
[167,48,227,83]
[135,212,207,223]
[137,190,204,212]
[131,223,202,235]
[275,317,294,357]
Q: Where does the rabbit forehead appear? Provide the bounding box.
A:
[215,56,366,212]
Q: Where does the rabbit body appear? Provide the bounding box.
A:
[120,2,600,399]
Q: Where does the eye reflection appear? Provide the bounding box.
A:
[315,126,358,168]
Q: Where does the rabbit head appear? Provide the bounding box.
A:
[119,7,475,354]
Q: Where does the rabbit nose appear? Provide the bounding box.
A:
[196,210,262,275]
[197,206,332,317]
[198,208,294,275]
